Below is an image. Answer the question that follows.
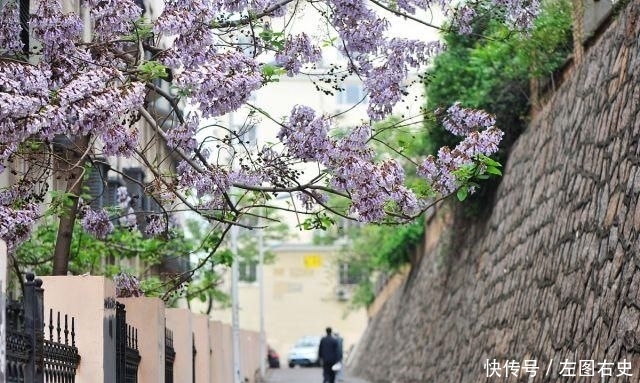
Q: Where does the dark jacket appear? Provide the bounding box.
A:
[318,335,340,365]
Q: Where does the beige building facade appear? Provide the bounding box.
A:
[206,243,368,364]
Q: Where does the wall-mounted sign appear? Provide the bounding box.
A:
[303,255,322,269]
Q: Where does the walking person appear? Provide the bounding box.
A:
[318,327,340,383]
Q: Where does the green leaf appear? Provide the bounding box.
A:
[486,166,502,176]
[478,154,502,167]
[457,187,469,201]
[138,61,169,81]
[322,37,337,47]
[261,64,286,83]
[213,249,234,267]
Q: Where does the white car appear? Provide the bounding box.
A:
[287,335,321,368]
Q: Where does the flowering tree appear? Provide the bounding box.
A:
[0,0,538,279]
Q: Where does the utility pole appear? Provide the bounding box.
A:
[258,216,266,380]
[230,220,242,383]
[258,193,288,380]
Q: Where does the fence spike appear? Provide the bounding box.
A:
[48,308,54,341]
[64,314,69,345]
[72,317,76,347]
[57,311,61,343]
[135,327,138,349]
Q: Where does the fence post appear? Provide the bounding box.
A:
[115,302,126,383]
[23,273,44,383]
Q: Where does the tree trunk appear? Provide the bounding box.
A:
[52,136,90,275]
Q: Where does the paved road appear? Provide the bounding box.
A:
[264,366,370,383]
[265,366,324,382]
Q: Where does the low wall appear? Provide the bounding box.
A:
[40,276,116,383]
[209,320,226,383]
[193,314,211,383]
[119,297,165,383]
[20,275,261,383]
[166,308,193,383]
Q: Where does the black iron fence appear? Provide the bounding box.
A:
[5,273,81,383]
[6,297,30,383]
[164,327,175,383]
[43,309,80,382]
[115,302,141,383]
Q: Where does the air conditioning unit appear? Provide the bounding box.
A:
[335,287,351,301]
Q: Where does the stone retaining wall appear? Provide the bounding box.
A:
[349,1,640,382]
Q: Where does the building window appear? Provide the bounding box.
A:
[239,261,257,283]
[336,83,366,105]
[338,263,360,285]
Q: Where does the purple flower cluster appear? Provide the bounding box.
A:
[0,0,22,55]
[1,60,144,162]
[326,2,450,122]
[0,183,32,206]
[280,106,419,221]
[449,0,541,34]
[166,113,199,151]
[275,33,322,76]
[0,62,51,162]
[417,105,504,194]
[175,51,261,118]
[0,204,38,249]
[32,0,88,67]
[77,82,146,156]
[229,169,263,188]
[156,0,215,35]
[170,26,218,68]
[84,0,141,40]
[440,102,496,136]
[156,0,219,70]
[335,158,418,221]
[492,0,541,31]
[329,0,388,55]
[57,68,115,107]
[279,102,504,220]
[451,5,476,35]
[177,162,231,206]
[365,39,444,120]
[215,0,250,12]
[81,207,115,240]
[277,106,332,162]
[396,0,442,14]
[0,184,39,248]
[114,272,145,297]
[333,124,373,162]
[456,128,504,159]
[145,214,167,237]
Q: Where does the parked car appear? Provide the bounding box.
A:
[267,346,280,368]
[287,335,321,368]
